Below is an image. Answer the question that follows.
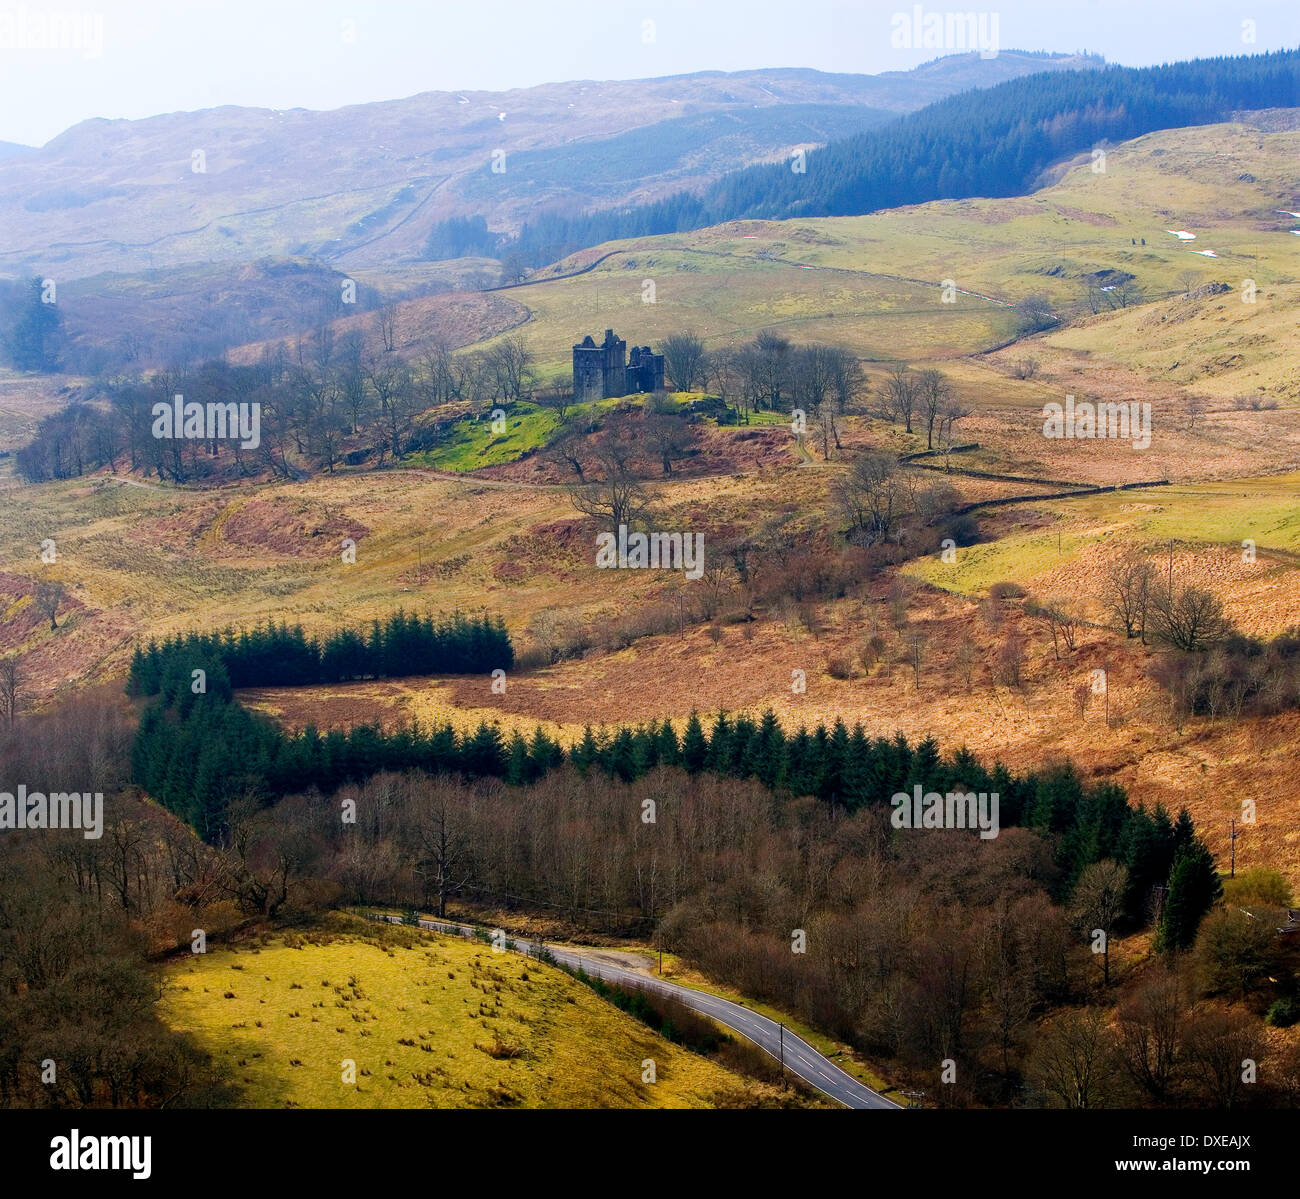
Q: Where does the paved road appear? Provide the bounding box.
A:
[373,913,902,1110]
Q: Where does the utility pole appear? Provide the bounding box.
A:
[658,929,663,976]
[1230,818,1239,878]
[779,1022,785,1086]
[1104,665,1110,729]
[1168,538,1174,589]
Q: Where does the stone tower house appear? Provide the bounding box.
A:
[572,330,664,402]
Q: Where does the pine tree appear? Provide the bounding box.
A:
[505,731,532,785]
[654,719,681,767]
[706,712,732,775]
[681,712,708,775]
[1157,840,1222,952]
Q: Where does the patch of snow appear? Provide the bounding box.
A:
[1166,230,1197,240]
[1190,250,1219,257]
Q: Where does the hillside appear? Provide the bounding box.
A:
[6,120,1300,896]
[0,54,1098,281]
[30,117,1299,376]
[161,920,784,1108]
[317,119,1299,393]
[503,50,1300,260]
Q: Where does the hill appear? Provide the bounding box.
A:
[503,49,1300,262]
[0,54,1098,281]
[369,120,1300,396]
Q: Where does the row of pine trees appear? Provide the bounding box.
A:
[126,611,513,696]
[130,674,1214,935]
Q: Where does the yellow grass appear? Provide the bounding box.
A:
[160,920,771,1108]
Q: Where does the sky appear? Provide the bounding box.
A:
[0,0,1297,146]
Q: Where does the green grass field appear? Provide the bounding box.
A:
[906,474,1300,598]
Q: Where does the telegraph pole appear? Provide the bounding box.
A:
[1230,818,1239,878]
[779,1022,785,1086]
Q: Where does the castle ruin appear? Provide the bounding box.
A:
[572,330,665,402]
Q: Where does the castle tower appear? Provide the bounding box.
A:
[601,329,626,399]
[572,334,604,403]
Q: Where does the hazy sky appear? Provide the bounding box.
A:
[0,0,1297,145]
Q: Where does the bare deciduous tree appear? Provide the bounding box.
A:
[659,333,709,393]
[567,437,652,533]
[994,631,1027,689]
[1182,1006,1264,1109]
[1105,553,1156,641]
[1028,1006,1123,1109]
[1117,967,1187,1102]
[535,376,574,421]
[832,452,908,545]
[376,303,399,353]
[915,368,952,450]
[34,580,66,631]
[0,655,19,726]
[645,410,691,476]
[1148,583,1233,652]
[877,364,917,433]
[1071,860,1129,986]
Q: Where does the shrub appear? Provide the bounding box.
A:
[826,654,854,680]
[1266,997,1300,1028]
[1222,868,1293,908]
[1193,906,1280,997]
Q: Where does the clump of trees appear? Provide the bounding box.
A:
[1,276,64,372]
[0,692,234,1109]
[16,328,541,484]
[1103,551,1300,720]
[1106,552,1234,651]
[224,752,1262,1109]
[873,363,970,450]
[128,611,512,696]
[491,53,1299,266]
[832,451,974,551]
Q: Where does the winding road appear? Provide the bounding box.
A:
[373,913,903,1110]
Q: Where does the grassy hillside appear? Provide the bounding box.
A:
[420,122,1298,387]
[160,920,779,1108]
[906,473,1300,625]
